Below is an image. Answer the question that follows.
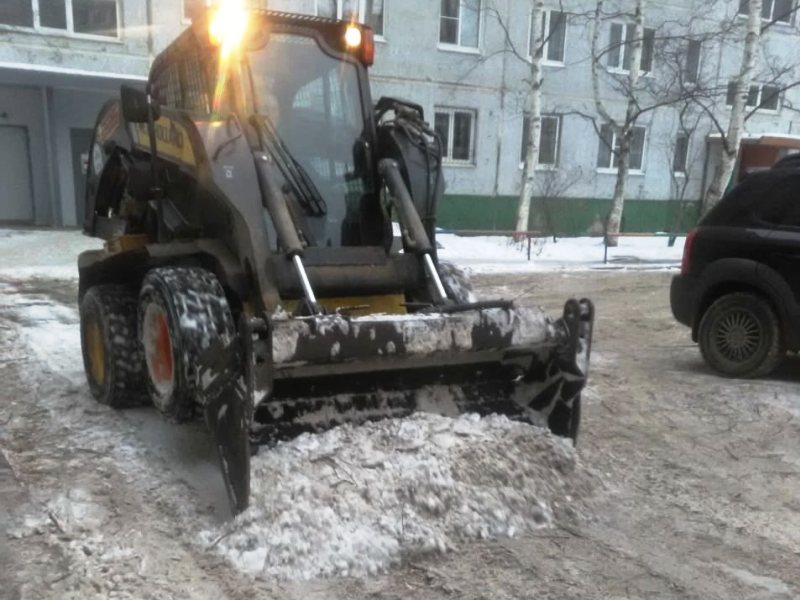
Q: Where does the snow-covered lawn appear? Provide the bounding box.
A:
[0,227,684,280]
[436,233,685,274]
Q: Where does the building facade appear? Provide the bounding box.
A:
[1,0,799,232]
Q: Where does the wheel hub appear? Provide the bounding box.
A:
[143,303,175,401]
[716,310,760,362]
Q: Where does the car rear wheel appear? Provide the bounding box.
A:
[698,292,784,378]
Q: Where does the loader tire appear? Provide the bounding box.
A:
[438,261,477,304]
[138,266,235,422]
[80,285,148,408]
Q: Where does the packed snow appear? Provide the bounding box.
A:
[198,412,600,581]
[0,228,102,280]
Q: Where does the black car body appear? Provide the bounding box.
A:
[671,164,800,377]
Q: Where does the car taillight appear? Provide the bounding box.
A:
[681,228,698,275]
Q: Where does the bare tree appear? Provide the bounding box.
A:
[533,165,587,243]
[700,0,763,214]
[663,103,706,238]
[589,0,647,246]
[515,0,545,235]
[477,0,588,237]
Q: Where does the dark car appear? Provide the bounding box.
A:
[671,164,800,378]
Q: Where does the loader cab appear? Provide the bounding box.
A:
[142,7,385,250]
[241,24,383,248]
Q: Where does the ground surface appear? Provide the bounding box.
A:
[2,255,800,598]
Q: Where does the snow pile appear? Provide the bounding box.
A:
[198,412,600,581]
[436,233,685,274]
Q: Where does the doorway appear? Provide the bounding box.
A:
[71,128,95,226]
[0,126,35,223]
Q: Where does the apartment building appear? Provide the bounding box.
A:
[1,0,799,232]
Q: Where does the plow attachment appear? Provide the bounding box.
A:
[198,298,595,516]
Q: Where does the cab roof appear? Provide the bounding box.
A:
[150,8,372,81]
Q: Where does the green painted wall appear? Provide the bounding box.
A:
[435,195,701,236]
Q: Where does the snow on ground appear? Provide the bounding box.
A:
[436,233,685,274]
[0,228,102,280]
[0,227,683,281]
[0,226,608,584]
[198,412,600,581]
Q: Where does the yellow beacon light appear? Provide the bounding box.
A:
[209,0,249,49]
[345,25,362,48]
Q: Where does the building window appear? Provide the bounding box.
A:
[316,0,384,37]
[726,82,780,111]
[72,0,117,36]
[607,23,654,73]
[439,0,480,49]
[738,0,793,24]
[673,135,689,174]
[0,0,119,37]
[529,10,567,64]
[0,1,34,27]
[41,0,68,29]
[434,107,477,164]
[597,124,647,171]
[685,39,701,83]
[520,115,561,167]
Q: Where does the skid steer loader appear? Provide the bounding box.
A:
[77,5,595,516]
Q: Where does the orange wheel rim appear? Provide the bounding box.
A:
[86,318,105,385]
[144,304,175,397]
[152,314,173,384]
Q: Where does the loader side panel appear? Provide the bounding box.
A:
[84,98,136,235]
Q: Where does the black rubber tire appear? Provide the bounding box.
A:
[698,292,784,379]
[138,266,236,422]
[79,285,149,408]
[438,260,477,304]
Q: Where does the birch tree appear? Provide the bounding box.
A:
[590,0,646,245]
[701,0,763,214]
[515,0,545,234]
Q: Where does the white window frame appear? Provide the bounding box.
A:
[0,0,121,40]
[438,0,482,54]
[596,124,648,174]
[519,114,562,170]
[315,0,387,40]
[434,106,478,166]
[725,81,781,114]
[527,9,567,66]
[606,22,654,76]
[738,0,794,25]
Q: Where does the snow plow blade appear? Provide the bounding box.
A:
[254,298,594,442]
[197,337,251,516]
